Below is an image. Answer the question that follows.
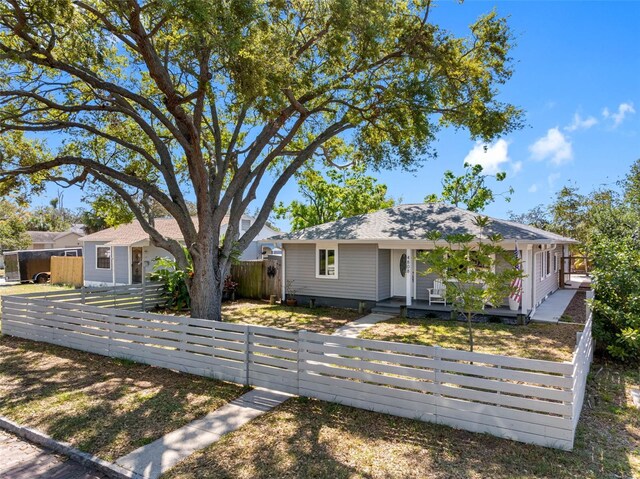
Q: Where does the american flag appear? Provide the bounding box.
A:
[510,244,522,302]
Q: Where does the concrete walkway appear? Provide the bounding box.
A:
[114,388,291,479]
[333,313,394,338]
[530,289,577,324]
[0,430,106,479]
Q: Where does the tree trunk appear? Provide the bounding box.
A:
[188,231,229,321]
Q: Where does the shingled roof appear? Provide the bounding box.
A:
[79,218,193,246]
[272,203,576,244]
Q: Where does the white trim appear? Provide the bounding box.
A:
[405,248,412,306]
[315,243,339,279]
[95,245,112,270]
[281,245,286,300]
[127,246,132,284]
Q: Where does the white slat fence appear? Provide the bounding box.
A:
[0,286,593,451]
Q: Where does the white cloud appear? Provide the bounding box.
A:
[528,184,538,193]
[548,173,561,188]
[529,128,573,165]
[565,113,597,132]
[463,139,510,175]
[603,102,636,127]
[511,161,523,175]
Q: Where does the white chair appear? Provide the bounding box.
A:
[427,279,447,305]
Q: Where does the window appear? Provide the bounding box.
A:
[241,219,251,231]
[553,253,558,273]
[546,250,551,276]
[64,250,77,257]
[96,246,111,269]
[539,252,545,281]
[316,244,338,278]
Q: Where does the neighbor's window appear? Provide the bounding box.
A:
[241,219,251,231]
[96,246,111,269]
[317,245,338,278]
[553,253,558,273]
[539,252,545,281]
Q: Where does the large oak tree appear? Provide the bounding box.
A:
[0,0,522,320]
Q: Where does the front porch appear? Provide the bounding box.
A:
[372,297,526,322]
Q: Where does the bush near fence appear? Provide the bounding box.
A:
[0,285,593,451]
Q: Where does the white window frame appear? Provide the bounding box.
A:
[96,245,112,270]
[546,250,552,277]
[240,218,251,232]
[538,252,545,281]
[315,243,338,279]
[553,253,559,273]
[64,250,77,257]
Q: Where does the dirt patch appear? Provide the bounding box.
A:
[561,291,588,323]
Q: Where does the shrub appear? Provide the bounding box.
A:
[149,255,192,311]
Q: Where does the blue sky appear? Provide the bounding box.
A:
[37,1,639,231]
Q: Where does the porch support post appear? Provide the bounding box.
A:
[406,248,412,306]
[281,245,286,302]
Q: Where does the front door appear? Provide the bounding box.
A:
[391,249,408,297]
[131,247,143,284]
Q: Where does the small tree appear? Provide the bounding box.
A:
[417,216,523,351]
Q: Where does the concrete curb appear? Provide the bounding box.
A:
[0,415,141,479]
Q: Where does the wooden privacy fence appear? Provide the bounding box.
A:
[231,258,282,299]
[0,286,593,451]
[50,256,83,287]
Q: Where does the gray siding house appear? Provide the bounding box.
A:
[274,204,576,317]
[80,215,280,287]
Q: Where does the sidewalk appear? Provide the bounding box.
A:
[114,388,292,479]
[530,289,577,324]
[332,313,394,338]
[0,429,106,479]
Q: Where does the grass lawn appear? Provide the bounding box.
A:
[0,282,73,297]
[164,359,639,479]
[360,317,583,362]
[0,336,248,461]
[221,300,361,334]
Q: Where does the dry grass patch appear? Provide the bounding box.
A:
[0,336,247,461]
[164,360,639,479]
[222,300,361,334]
[361,317,582,361]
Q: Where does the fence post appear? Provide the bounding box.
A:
[244,325,251,387]
[297,330,306,396]
[142,284,147,311]
[433,345,441,419]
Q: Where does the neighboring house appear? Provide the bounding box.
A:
[27,225,85,250]
[79,215,280,286]
[271,203,576,317]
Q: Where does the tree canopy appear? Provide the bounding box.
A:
[0,198,31,251]
[274,164,395,231]
[425,162,512,212]
[0,0,522,319]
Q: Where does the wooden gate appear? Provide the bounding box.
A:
[231,258,282,300]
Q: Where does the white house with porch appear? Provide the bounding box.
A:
[271,203,576,318]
